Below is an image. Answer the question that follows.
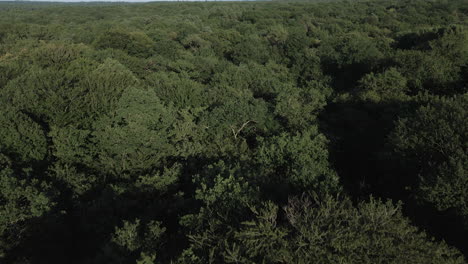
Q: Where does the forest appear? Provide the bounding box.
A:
[0,0,467,263]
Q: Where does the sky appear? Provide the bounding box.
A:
[0,0,253,2]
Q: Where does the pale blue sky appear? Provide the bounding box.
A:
[0,0,251,2]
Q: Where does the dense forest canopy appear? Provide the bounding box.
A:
[0,0,467,263]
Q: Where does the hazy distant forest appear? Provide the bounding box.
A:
[0,0,467,263]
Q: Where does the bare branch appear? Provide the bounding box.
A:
[231,120,257,139]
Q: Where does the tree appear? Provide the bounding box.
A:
[255,127,340,197]
[391,94,467,227]
[230,194,465,264]
[0,164,53,259]
[0,105,48,166]
[356,67,409,102]
[92,87,178,175]
[94,29,155,58]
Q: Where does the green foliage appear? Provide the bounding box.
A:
[230,34,270,64]
[0,166,53,257]
[357,67,409,102]
[31,43,91,69]
[103,219,165,263]
[82,58,139,117]
[229,194,465,264]
[274,81,330,129]
[391,94,467,226]
[255,127,339,193]
[199,94,273,155]
[94,29,155,58]
[92,87,175,175]
[145,71,206,108]
[113,219,142,252]
[0,0,467,263]
[49,125,93,166]
[395,49,462,95]
[0,106,48,164]
[178,162,259,264]
[0,52,26,89]
[319,31,383,71]
[430,25,468,65]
